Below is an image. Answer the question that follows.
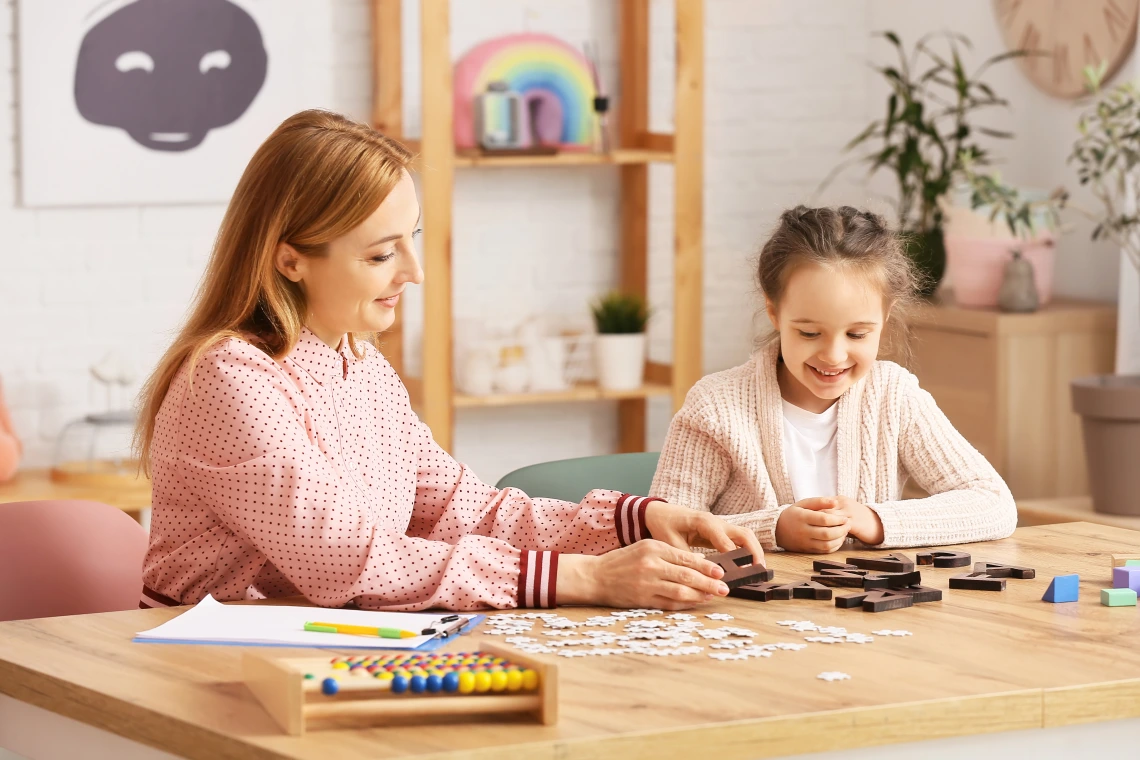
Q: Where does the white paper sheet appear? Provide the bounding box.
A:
[134,595,478,650]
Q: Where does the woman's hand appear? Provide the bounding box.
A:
[557,540,729,610]
[644,501,767,567]
[774,497,852,553]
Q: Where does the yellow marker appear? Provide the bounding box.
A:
[305,621,419,639]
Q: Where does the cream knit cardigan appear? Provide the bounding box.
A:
[650,342,1017,550]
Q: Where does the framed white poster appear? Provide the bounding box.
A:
[18,0,315,207]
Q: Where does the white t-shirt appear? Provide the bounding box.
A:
[781,399,839,501]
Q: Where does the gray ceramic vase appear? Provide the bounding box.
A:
[998,249,1038,313]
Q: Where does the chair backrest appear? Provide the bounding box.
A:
[0,500,148,622]
[495,452,661,504]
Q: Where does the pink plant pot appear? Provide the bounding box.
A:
[943,233,1055,308]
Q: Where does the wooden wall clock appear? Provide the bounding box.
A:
[994,0,1140,98]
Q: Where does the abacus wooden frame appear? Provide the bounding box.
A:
[242,640,558,735]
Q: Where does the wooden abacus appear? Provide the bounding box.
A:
[242,640,557,735]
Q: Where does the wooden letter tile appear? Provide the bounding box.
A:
[707,548,772,589]
[775,581,834,601]
[860,590,915,612]
[728,581,782,602]
[862,570,923,590]
[846,552,915,573]
[973,562,1035,579]
[893,584,943,604]
[811,569,870,588]
[916,551,972,568]
[948,572,1007,591]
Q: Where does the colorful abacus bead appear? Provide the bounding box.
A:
[409,675,427,694]
[321,677,339,696]
[426,674,443,693]
[391,675,409,694]
[458,671,476,694]
[442,671,460,693]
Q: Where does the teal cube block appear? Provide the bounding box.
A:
[1101,588,1138,607]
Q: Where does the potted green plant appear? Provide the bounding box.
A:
[590,291,650,391]
[828,31,1023,297]
[1068,63,1140,517]
[946,156,1068,308]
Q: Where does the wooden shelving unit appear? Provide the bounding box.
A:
[371,0,704,453]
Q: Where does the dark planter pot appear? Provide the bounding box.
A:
[904,227,947,299]
[1071,374,1140,516]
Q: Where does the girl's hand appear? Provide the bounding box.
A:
[644,501,767,567]
[804,495,885,546]
[557,540,729,610]
[775,497,851,553]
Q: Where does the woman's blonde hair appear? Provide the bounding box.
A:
[134,109,412,474]
[755,205,920,362]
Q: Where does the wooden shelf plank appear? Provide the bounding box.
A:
[452,148,673,168]
[454,382,671,408]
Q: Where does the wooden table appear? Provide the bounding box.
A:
[2,522,1140,760]
[0,467,151,522]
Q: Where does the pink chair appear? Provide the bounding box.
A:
[0,500,148,622]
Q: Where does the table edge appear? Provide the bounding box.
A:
[5,652,1140,760]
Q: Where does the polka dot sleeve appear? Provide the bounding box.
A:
[407,426,643,554]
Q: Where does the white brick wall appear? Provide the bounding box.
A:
[0,0,878,483]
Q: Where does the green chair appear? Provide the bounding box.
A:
[494,452,661,503]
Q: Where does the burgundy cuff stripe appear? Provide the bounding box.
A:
[139,586,181,609]
[518,550,559,608]
[616,494,662,545]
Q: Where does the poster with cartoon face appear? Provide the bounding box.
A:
[19,0,312,206]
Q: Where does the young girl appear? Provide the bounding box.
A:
[651,206,1016,553]
[136,110,763,613]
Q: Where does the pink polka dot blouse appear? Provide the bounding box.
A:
[141,329,656,611]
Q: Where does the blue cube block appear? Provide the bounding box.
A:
[1043,574,1079,603]
[1113,566,1140,593]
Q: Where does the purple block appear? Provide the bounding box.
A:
[1113,566,1140,593]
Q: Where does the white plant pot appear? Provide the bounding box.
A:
[594,333,646,391]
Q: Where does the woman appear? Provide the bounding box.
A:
[136,110,763,612]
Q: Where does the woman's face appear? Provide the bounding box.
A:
[277,170,423,347]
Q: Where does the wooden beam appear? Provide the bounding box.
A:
[644,361,673,385]
[419,0,454,451]
[637,131,675,152]
[371,0,402,137]
[372,0,405,378]
[618,0,652,453]
[673,0,704,412]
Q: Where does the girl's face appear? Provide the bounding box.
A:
[766,262,887,412]
[276,170,423,347]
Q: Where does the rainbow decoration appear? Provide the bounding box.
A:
[454,33,597,150]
